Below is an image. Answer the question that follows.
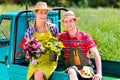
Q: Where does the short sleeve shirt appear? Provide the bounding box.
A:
[59,29,96,61]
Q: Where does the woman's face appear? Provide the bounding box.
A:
[63,19,76,31]
[35,10,48,22]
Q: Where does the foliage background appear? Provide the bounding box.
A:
[0,0,120,8]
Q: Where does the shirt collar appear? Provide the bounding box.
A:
[64,28,79,39]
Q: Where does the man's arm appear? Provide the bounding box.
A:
[90,47,102,79]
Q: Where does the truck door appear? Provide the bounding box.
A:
[8,11,31,80]
[0,17,10,80]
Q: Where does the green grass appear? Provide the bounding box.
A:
[0,4,25,14]
[0,4,120,61]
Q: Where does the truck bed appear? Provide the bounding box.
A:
[103,75,120,80]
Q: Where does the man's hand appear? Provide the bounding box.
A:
[92,73,102,80]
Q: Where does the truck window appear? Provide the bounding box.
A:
[0,18,10,47]
[0,19,10,39]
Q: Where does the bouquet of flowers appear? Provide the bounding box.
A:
[19,38,45,59]
[43,37,64,59]
[18,37,64,65]
[18,38,45,65]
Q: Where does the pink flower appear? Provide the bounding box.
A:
[25,51,30,59]
[35,42,40,47]
[25,44,29,49]
[36,49,40,53]
[32,44,38,49]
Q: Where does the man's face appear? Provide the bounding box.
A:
[63,18,76,31]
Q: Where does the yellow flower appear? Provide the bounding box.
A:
[58,41,64,48]
[44,44,49,48]
[47,42,52,47]
[51,47,56,51]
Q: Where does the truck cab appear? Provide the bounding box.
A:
[0,8,120,80]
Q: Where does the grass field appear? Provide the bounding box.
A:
[0,4,120,61]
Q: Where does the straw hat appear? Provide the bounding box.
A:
[31,2,51,12]
[59,11,80,22]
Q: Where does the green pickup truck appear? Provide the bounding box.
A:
[0,7,120,80]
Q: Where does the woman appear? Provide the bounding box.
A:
[59,11,102,80]
[24,2,59,80]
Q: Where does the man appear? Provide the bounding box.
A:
[59,11,102,80]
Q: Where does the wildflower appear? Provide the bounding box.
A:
[58,41,64,48]
[16,51,21,56]
[22,38,27,43]
[25,51,30,59]
[51,47,56,51]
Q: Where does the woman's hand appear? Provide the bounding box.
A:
[30,57,38,65]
